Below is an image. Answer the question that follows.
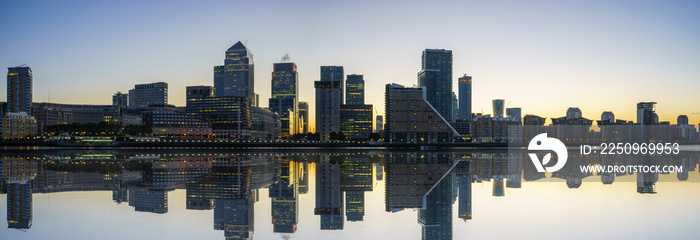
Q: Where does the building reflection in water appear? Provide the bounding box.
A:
[1,151,698,238]
[4,156,37,229]
[314,156,343,230]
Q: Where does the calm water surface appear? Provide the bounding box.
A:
[1,150,699,240]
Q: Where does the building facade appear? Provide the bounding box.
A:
[2,112,37,139]
[7,66,33,115]
[340,105,373,140]
[128,82,168,108]
[471,115,521,142]
[418,49,453,122]
[143,104,211,138]
[384,84,458,143]
[250,106,280,140]
[186,95,250,139]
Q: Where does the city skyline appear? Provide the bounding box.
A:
[1,1,699,128]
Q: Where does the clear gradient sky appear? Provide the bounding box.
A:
[1,0,699,129]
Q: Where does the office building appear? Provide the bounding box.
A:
[384,84,458,142]
[7,66,32,115]
[637,102,657,125]
[492,99,504,118]
[128,82,168,108]
[128,186,168,213]
[298,102,309,134]
[250,106,280,140]
[185,86,215,101]
[112,92,128,107]
[340,105,373,140]
[215,41,255,105]
[186,93,250,139]
[0,102,6,114]
[346,74,364,105]
[457,74,472,121]
[418,49,453,122]
[506,107,522,122]
[269,62,298,137]
[340,74,373,140]
[315,66,344,140]
[32,102,141,130]
[143,104,211,138]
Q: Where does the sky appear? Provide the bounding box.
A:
[1,0,699,129]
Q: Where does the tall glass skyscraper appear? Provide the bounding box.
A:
[418,49,453,122]
[457,74,472,121]
[315,66,344,140]
[346,74,364,105]
[215,41,255,106]
[7,66,33,115]
[269,62,298,137]
[492,99,504,118]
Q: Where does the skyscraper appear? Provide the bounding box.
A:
[269,62,298,138]
[128,82,168,108]
[458,74,472,121]
[215,41,255,106]
[346,74,364,105]
[637,102,657,125]
[492,99,504,118]
[315,66,344,140]
[506,107,522,122]
[418,49,453,122]
[112,92,128,107]
[341,74,373,140]
[7,66,32,115]
[298,102,309,134]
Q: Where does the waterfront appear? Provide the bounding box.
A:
[1,150,699,240]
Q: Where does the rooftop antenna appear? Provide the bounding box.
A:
[506,100,511,108]
[281,53,291,62]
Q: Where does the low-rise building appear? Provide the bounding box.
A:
[2,112,37,139]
